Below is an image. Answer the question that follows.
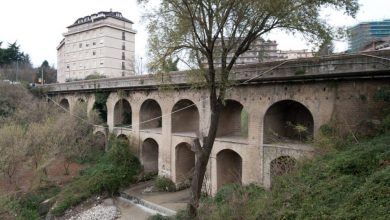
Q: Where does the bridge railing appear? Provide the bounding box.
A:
[42,50,390,93]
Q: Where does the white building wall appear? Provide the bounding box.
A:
[57,12,136,83]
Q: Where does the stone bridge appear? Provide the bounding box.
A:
[43,51,390,194]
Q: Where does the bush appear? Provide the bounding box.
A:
[190,132,390,220]
[154,177,176,192]
[5,185,60,220]
[383,114,390,132]
[52,137,141,216]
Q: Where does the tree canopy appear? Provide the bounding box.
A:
[139,0,359,217]
[0,42,31,67]
[142,0,358,75]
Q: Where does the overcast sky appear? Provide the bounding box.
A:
[0,0,389,67]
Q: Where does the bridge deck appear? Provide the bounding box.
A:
[42,51,390,94]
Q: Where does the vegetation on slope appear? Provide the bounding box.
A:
[51,137,141,216]
[188,131,390,220]
[0,82,141,219]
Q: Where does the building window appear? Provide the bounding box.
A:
[122,42,125,50]
[86,43,89,47]
[122,32,125,40]
[93,42,96,46]
[122,72,125,77]
[122,62,125,70]
[122,52,125,60]
[79,43,82,48]
[93,51,96,56]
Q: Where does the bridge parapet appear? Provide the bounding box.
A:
[43,51,390,93]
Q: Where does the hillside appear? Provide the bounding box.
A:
[191,132,390,220]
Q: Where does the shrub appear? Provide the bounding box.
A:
[154,177,176,192]
[5,185,60,220]
[383,114,390,132]
[190,132,390,220]
[319,123,335,136]
[52,137,141,216]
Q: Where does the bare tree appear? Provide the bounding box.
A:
[138,0,359,216]
[0,125,26,184]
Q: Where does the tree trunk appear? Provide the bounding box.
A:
[188,95,221,218]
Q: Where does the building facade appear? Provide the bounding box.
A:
[348,19,390,53]
[57,11,136,83]
[206,38,313,68]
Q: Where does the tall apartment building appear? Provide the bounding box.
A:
[348,19,390,53]
[57,11,136,83]
[206,38,313,67]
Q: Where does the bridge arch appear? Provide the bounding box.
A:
[117,133,129,141]
[217,99,248,138]
[270,156,297,187]
[59,98,70,111]
[217,149,242,190]
[114,99,132,127]
[92,98,108,123]
[142,138,159,173]
[263,100,314,144]
[93,131,106,151]
[172,99,199,134]
[140,99,162,130]
[175,142,195,185]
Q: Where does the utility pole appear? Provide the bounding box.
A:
[16,59,19,82]
[41,67,44,85]
[140,57,143,75]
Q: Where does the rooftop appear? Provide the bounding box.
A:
[67,11,133,28]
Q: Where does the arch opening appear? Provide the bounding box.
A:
[114,99,132,127]
[93,131,106,151]
[217,100,248,138]
[140,99,162,131]
[142,138,159,173]
[175,143,195,186]
[117,134,129,141]
[217,149,242,190]
[263,100,314,144]
[93,93,109,123]
[172,99,199,134]
[270,156,296,186]
[59,99,70,111]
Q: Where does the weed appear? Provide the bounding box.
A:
[295,69,306,75]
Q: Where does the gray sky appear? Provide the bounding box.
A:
[0,0,389,67]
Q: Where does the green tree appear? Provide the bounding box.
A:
[36,60,57,84]
[164,57,180,72]
[138,0,359,216]
[316,38,335,56]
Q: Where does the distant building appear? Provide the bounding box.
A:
[360,36,390,52]
[278,49,314,60]
[204,38,313,68]
[57,11,136,83]
[348,19,390,53]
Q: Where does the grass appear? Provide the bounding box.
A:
[170,131,390,220]
[51,138,141,216]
